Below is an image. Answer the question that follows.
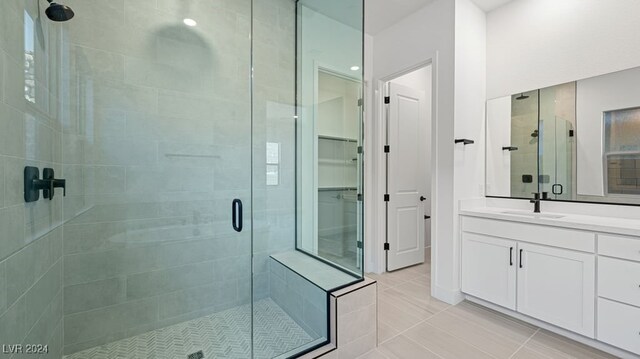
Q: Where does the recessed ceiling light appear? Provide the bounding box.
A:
[350,66,360,71]
[183,18,197,27]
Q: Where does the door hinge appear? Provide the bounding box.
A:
[357,193,363,201]
[384,96,390,104]
[358,98,363,107]
[357,241,363,249]
[357,146,363,154]
[384,145,390,153]
[384,194,390,202]
[383,243,390,251]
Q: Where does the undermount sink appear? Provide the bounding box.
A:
[500,210,566,219]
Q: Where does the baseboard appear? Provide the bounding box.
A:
[432,286,465,305]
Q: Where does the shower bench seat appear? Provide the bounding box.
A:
[268,251,377,358]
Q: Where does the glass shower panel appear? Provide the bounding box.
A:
[252,0,317,357]
[316,71,361,272]
[251,0,364,357]
[59,1,253,357]
[539,82,575,200]
[295,0,365,275]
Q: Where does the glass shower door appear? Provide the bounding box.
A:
[57,1,254,357]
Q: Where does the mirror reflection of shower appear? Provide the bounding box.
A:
[510,90,540,198]
[44,0,74,22]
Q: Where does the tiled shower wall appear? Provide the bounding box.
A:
[59,0,296,355]
[268,258,327,339]
[252,0,297,303]
[0,0,298,356]
[0,0,65,357]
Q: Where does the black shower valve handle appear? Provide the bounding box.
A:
[52,179,66,197]
[43,168,66,200]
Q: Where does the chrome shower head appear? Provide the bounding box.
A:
[516,93,530,100]
[45,0,74,22]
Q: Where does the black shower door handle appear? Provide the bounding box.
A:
[552,183,564,195]
[232,199,243,232]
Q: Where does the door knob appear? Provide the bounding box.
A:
[420,196,426,201]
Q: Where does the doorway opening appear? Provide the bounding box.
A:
[382,64,433,272]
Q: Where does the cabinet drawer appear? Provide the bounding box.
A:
[461,216,595,252]
[598,257,640,307]
[597,298,640,354]
[599,234,640,262]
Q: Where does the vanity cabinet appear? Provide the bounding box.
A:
[461,233,517,310]
[460,217,596,338]
[517,243,595,337]
[597,298,640,354]
[596,233,640,355]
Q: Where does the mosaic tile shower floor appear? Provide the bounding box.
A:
[64,299,314,359]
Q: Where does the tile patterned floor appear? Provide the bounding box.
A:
[64,299,313,359]
[362,249,617,359]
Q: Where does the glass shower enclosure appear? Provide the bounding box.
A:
[0,0,363,358]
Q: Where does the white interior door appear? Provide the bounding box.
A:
[386,82,428,271]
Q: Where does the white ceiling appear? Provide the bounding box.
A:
[365,0,515,35]
[365,0,437,35]
[300,0,363,30]
[471,0,515,12]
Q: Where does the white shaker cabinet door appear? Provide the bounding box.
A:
[517,243,595,337]
[461,232,517,310]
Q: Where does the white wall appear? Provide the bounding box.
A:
[486,96,512,196]
[370,0,458,301]
[391,66,431,94]
[452,0,487,303]
[487,0,640,99]
[368,0,487,304]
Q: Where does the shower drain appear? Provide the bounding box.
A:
[187,350,204,359]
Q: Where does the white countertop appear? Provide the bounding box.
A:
[459,207,640,238]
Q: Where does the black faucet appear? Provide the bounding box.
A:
[530,192,541,213]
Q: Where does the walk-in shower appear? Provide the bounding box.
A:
[0,0,364,358]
